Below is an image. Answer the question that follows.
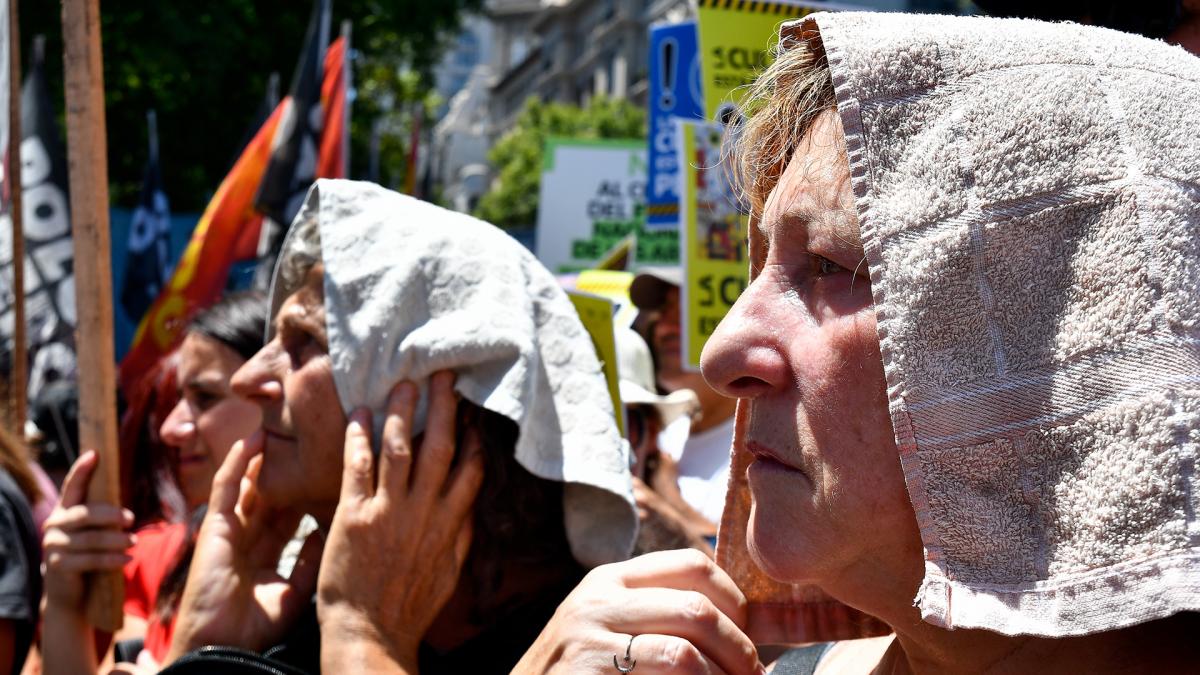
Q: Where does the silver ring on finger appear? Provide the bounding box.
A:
[613,634,637,673]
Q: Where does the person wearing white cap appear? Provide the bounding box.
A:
[616,328,716,555]
[628,266,738,539]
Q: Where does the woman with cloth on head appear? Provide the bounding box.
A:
[159,179,638,674]
[509,11,1200,674]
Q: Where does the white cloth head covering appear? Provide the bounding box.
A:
[720,12,1200,641]
[269,179,638,568]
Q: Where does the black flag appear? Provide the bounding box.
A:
[120,110,171,325]
[254,0,330,266]
[0,35,77,401]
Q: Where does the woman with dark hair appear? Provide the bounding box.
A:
[0,426,42,675]
[41,292,268,674]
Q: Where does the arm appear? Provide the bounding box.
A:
[40,450,135,675]
[317,372,485,674]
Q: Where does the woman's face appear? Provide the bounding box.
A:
[700,111,924,589]
[160,333,263,510]
[230,264,347,520]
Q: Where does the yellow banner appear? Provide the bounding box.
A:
[695,0,815,121]
[678,121,748,370]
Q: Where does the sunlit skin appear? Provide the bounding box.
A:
[230,265,347,525]
[161,333,263,510]
[700,110,923,598]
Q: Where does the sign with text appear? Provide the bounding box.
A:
[677,120,748,371]
[536,138,678,273]
[696,0,854,123]
[646,21,704,230]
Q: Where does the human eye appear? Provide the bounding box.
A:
[815,254,842,276]
[188,389,220,412]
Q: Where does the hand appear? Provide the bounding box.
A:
[42,449,135,612]
[165,432,323,661]
[513,549,763,675]
[648,453,718,538]
[317,372,485,673]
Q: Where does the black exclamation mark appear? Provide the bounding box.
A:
[659,38,677,111]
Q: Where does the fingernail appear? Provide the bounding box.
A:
[348,418,366,435]
[122,509,135,522]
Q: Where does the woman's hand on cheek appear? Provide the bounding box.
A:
[165,431,322,662]
[513,549,764,675]
[317,371,485,674]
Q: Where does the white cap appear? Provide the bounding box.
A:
[616,327,698,427]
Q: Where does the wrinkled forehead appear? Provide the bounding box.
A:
[754,110,858,261]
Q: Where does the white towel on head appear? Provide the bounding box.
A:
[268,179,637,569]
[721,11,1200,642]
[821,12,1200,637]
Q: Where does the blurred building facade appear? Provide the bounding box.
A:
[433,0,969,215]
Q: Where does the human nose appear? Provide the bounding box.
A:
[230,342,285,404]
[160,399,195,448]
[700,274,791,399]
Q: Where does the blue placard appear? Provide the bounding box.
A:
[646,21,704,229]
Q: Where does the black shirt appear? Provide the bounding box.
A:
[0,469,40,675]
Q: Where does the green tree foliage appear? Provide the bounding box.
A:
[474,95,646,231]
[21,1,479,212]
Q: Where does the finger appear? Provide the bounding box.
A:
[607,588,757,675]
[211,432,264,514]
[440,426,485,528]
[452,514,474,569]
[411,371,458,502]
[378,381,417,498]
[614,550,748,628]
[341,408,376,502]
[237,454,265,522]
[57,449,98,508]
[43,528,134,554]
[44,504,133,533]
[609,633,727,675]
[288,529,325,598]
[45,551,131,574]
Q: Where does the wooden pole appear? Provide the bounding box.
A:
[7,0,25,433]
[60,0,122,632]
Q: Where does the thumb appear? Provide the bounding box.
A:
[58,449,98,508]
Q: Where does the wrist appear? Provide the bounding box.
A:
[319,606,421,670]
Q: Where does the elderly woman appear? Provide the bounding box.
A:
[160,180,637,673]
[509,11,1200,674]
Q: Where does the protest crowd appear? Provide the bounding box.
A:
[2,0,1200,673]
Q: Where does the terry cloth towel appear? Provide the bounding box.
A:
[269,179,638,569]
[721,11,1200,640]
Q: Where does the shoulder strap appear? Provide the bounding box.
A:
[771,642,834,675]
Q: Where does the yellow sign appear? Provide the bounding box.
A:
[567,290,625,436]
[695,0,817,121]
[678,121,748,370]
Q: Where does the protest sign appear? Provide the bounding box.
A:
[677,120,747,371]
[536,138,677,273]
[567,289,624,436]
[696,0,857,122]
[645,21,703,230]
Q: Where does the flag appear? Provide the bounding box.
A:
[254,0,330,263]
[230,74,281,264]
[119,110,171,326]
[119,101,285,395]
[0,35,77,401]
[317,32,348,179]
